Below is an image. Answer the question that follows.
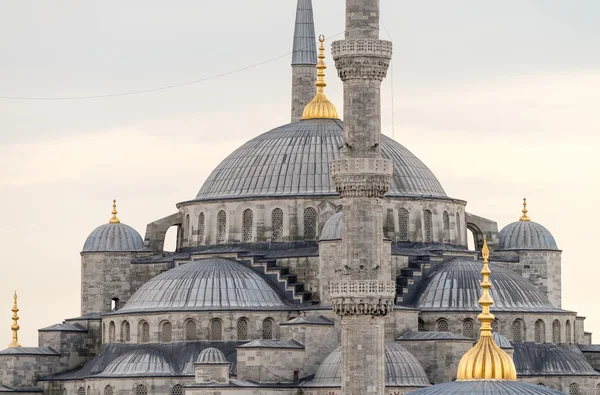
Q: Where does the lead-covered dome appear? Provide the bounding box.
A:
[97,349,174,378]
[194,119,446,202]
[320,212,342,241]
[498,221,558,251]
[415,258,557,312]
[119,258,287,313]
[82,222,145,252]
[196,348,228,364]
[406,381,564,395]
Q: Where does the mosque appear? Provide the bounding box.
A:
[1,1,599,395]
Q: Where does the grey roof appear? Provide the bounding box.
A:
[0,347,59,356]
[406,381,564,394]
[579,344,600,352]
[513,343,599,376]
[196,347,228,364]
[97,348,175,378]
[292,0,317,66]
[82,222,146,253]
[305,342,429,387]
[320,212,342,241]
[280,315,334,326]
[193,119,447,202]
[39,323,87,332]
[118,258,287,313]
[415,258,559,312]
[0,385,43,393]
[396,332,472,341]
[238,339,304,350]
[492,332,513,349]
[497,220,559,251]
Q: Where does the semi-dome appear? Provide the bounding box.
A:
[497,199,559,251]
[97,349,174,378]
[406,381,564,394]
[513,344,600,376]
[196,347,228,364]
[415,258,557,312]
[193,119,447,202]
[320,212,342,241]
[306,342,429,387]
[119,258,287,313]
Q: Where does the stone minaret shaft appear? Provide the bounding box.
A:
[330,1,394,394]
[291,0,317,123]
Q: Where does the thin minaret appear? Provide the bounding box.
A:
[290,0,317,123]
[8,292,20,348]
[330,1,394,394]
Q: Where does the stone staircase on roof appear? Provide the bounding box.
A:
[395,255,443,305]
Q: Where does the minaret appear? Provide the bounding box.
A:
[8,292,20,348]
[290,0,317,123]
[329,1,395,394]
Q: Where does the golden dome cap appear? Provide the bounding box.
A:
[301,35,339,120]
[109,199,120,224]
[519,198,530,221]
[8,292,20,348]
[456,237,517,381]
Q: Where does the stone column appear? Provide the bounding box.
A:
[330,1,395,394]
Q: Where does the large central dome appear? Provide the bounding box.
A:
[195,119,446,201]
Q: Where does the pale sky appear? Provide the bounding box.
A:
[1,1,599,347]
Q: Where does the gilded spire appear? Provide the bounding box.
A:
[109,199,120,224]
[301,35,339,120]
[8,292,20,348]
[519,198,530,221]
[456,236,517,381]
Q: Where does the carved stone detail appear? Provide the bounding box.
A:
[332,39,392,81]
[330,280,395,316]
[331,158,392,198]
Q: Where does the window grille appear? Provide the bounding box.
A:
[237,317,249,340]
[161,322,172,343]
[217,210,227,243]
[423,210,433,242]
[398,208,409,241]
[418,319,425,332]
[140,321,150,343]
[462,319,475,339]
[210,319,223,341]
[456,212,461,244]
[436,318,449,332]
[87,387,90,395]
[243,209,253,242]
[121,321,131,342]
[272,208,284,241]
[492,319,499,333]
[304,207,317,240]
[172,385,183,395]
[569,383,579,395]
[553,320,561,344]
[198,212,205,244]
[78,388,85,395]
[136,385,148,395]
[109,321,115,343]
[512,319,524,343]
[104,386,113,395]
[262,318,274,339]
[566,320,572,344]
[534,320,545,343]
[185,320,197,341]
[443,211,450,243]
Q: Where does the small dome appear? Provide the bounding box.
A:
[97,349,174,377]
[120,258,287,313]
[320,212,342,241]
[306,342,429,387]
[492,333,513,349]
[406,381,564,394]
[196,348,228,364]
[514,344,599,376]
[415,258,556,312]
[498,221,558,251]
[82,222,145,252]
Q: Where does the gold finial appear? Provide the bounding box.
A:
[109,199,120,224]
[456,236,517,381]
[8,292,20,348]
[519,198,530,221]
[301,35,339,120]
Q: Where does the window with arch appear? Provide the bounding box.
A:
[121,320,131,342]
[185,319,197,341]
[552,320,561,344]
[217,210,227,243]
[198,212,205,244]
[456,212,461,244]
[569,383,579,395]
[304,207,317,240]
[538,383,545,387]
[398,208,409,241]
[418,319,425,332]
[442,211,450,243]
[491,319,499,333]
[534,320,545,344]
[243,209,253,242]
[512,319,525,343]
[596,383,600,395]
[102,322,105,342]
[566,320,572,344]
[423,210,433,242]
[140,321,150,344]
[237,317,249,340]
[104,385,113,395]
[161,321,172,343]
[272,208,284,241]
[111,298,120,311]
[172,385,183,395]
[462,318,475,339]
[185,214,191,241]
[109,321,116,343]
[210,318,223,341]
[262,318,275,340]
[136,384,148,395]
[436,318,449,332]
[78,388,85,395]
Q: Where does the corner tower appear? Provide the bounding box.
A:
[330,1,395,394]
[291,0,317,122]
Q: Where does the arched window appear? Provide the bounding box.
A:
[418,319,425,332]
[534,320,545,344]
[87,386,90,395]
[537,383,545,387]
[569,383,579,395]
[423,210,433,242]
[136,385,148,395]
[185,214,191,242]
[442,211,450,243]
[185,319,197,341]
[304,207,317,240]
[596,383,600,395]
[198,212,205,244]
[566,320,572,344]
[462,319,475,339]
[161,321,172,343]
[398,208,409,241]
[111,298,119,311]
[456,212,461,244]
[217,210,227,243]
[104,385,113,395]
[140,321,150,344]
[109,321,115,343]
[121,320,131,342]
[272,208,284,241]
[552,320,561,344]
[262,318,274,339]
[210,318,223,341]
[78,388,85,395]
[491,319,499,333]
[436,318,449,332]
[172,385,183,395]
[237,317,249,340]
[512,319,525,343]
[243,209,253,242]
[102,322,106,343]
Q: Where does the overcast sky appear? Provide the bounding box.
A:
[1,1,599,346]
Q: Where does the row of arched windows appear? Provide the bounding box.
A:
[399,209,461,243]
[78,384,182,395]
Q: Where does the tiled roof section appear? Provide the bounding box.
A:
[96,348,175,378]
[65,312,101,321]
[82,222,146,253]
[194,119,447,202]
[320,212,342,241]
[407,381,564,394]
[579,344,600,352]
[497,220,559,251]
[280,315,334,326]
[415,258,560,312]
[196,347,228,364]
[493,332,513,349]
[38,323,87,332]
[396,332,472,341]
[292,0,317,66]
[238,339,305,350]
[0,385,43,393]
[514,343,600,376]
[0,347,59,356]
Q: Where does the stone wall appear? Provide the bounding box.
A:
[279,256,320,298]
[519,375,600,395]
[291,65,317,123]
[54,377,194,395]
[582,350,600,371]
[0,354,60,388]
[38,330,90,371]
[236,346,305,382]
[280,323,339,376]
